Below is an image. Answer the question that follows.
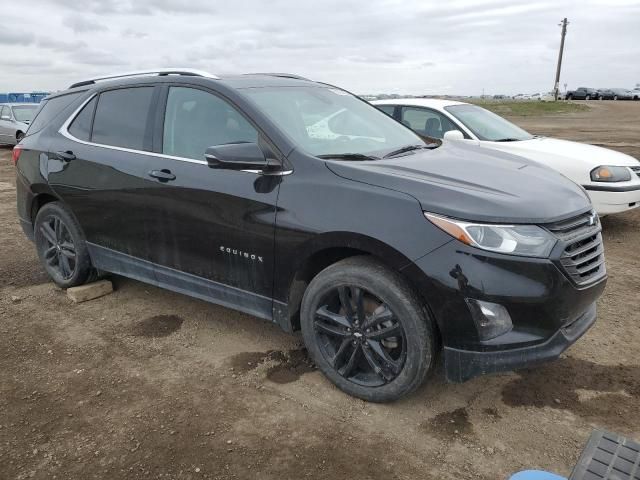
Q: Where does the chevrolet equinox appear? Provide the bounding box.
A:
[15,69,607,402]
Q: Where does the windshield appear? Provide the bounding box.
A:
[444,104,533,142]
[12,105,38,123]
[243,86,424,158]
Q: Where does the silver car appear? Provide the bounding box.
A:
[0,103,39,145]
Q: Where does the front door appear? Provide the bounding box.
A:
[139,85,280,318]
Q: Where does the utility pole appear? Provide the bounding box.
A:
[554,18,569,100]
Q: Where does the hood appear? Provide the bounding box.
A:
[326,142,592,224]
[485,137,640,168]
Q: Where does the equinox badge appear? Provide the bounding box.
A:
[220,246,263,263]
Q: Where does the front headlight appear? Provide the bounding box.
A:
[425,213,556,258]
[590,166,631,182]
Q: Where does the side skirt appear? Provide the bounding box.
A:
[87,243,286,324]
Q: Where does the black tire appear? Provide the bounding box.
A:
[300,256,436,402]
[34,202,96,288]
[16,131,24,143]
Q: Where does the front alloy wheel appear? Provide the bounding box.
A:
[300,256,436,402]
[313,285,406,387]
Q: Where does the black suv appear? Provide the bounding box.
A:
[15,69,607,402]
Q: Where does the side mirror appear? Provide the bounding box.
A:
[205,142,277,171]
[443,130,465,141]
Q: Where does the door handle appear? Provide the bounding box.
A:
[148,169,176,182]
[55,150,76,162]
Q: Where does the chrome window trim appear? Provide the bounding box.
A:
[59,92,292,174]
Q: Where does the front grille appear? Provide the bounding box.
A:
[545,211,606,285]
[631,165,640,178]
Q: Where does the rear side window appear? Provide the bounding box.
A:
[162,87,258,160]
[68,96,97,141]
[92,87,154,150]
[27,92,82,135]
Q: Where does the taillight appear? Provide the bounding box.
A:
[12,145,23,166]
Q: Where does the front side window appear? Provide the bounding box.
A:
[400,107,460,139]
[376,105,396,117]
[0,106,9,119]
[445,104,533,142]
[12,105,38,123]
[243,86,423,158]
[162,87,258,160]
[92,87,154,150]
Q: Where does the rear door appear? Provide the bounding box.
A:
[138,85,280,317]
[48,86,160,263]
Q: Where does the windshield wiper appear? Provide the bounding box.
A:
[383,144,435,159]
[493,138,522,142]
[317,153,379,161]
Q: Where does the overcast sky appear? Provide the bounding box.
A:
[2,0,639,95]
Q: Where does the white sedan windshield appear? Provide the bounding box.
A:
[244,86,424,158]
[445,104,533,142]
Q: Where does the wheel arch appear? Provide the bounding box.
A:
[30,191,62,223]
[277,232,431,334]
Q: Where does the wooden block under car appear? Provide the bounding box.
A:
[66,280,113,303]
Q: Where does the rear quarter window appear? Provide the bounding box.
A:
[27,92,83,135]
[68,96,97,141]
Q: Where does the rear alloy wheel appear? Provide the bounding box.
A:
[34,202,96,288]
[301,256,436,402]
[586,95,591,100]
[613,96,618,101]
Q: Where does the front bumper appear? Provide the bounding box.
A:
[584,185,640,215]
[401,236,607,383]
[443,302,596,382]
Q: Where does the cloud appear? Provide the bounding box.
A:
[1,0,639,95]
[37,37,88,52]
[122,28,148,39]
[0,30,35,46]
[63,15,109,33]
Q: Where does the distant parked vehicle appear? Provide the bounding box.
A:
[609,88,635,100]
[596,88,615,100]
[0,103,39,145]
[565,87,598,100]
[540,92,556,101]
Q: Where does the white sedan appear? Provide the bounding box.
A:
[372,98,640,216]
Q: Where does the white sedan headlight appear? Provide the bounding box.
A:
[590,166,632,182]
[425,213,557,258]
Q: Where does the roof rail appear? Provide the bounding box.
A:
[68,68,220,89]
[245,73,311,81]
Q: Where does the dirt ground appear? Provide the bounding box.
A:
[1,101,639,480]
